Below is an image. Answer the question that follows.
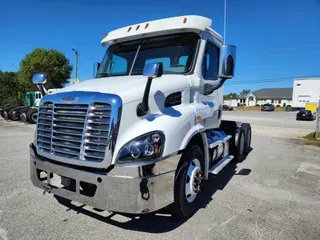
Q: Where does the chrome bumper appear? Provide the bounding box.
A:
[30,145,180,214]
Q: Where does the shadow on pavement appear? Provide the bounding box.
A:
[58,161,251,233]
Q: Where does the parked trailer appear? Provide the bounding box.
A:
[1,91,42,122]
[29,15,251,219]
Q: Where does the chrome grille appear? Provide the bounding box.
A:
[37,102,111,162]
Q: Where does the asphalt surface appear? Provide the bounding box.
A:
[0,111,320,240]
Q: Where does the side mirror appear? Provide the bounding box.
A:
[32,73,48,85]
[218,45,236,79]
[143,62,163,78]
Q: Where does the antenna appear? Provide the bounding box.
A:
[224,0,227,44]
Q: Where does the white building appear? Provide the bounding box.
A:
[292,78,320,107]
[223,99,238,107]
[237,88,293,107]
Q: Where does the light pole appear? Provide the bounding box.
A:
[72,48,79,80]
[224,0,227,44]
[315,98,320,139]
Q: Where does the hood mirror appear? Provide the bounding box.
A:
[143,62,163,78]
[32,73,48,85]
[137,62,163,117]
[32,73,48,96]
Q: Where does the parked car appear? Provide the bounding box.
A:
[223,105,233,111]
[296,109,315,121]
[261,103,275,111]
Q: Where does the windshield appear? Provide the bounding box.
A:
[96,33,199,78]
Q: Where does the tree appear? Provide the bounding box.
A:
[0,71,25,106]
[240,89,251,96]
[223,92,237,100]
[19,48,73,90]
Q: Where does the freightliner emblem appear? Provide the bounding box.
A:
[62,96,78,104]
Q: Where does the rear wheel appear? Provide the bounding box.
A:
[18,108,29,122]
[8,108,17,120]
[232,128,246,162]
[173,145,204,219]
[3,111,9,120]
[241,123,251,153]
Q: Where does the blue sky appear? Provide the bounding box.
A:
[1,0,320,94]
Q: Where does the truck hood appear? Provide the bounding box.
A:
[55,75,190,104]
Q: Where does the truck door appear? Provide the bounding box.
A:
[198,40,222,129]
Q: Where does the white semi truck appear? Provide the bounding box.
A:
[30,15,251,219]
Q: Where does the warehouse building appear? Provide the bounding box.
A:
[236,77,320,108]
[292,77,320,107]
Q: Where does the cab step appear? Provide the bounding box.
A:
[209,155,234,175]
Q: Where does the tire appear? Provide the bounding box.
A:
[241,123,251,153]
[2,111,8,120]
[19,108,30,123]
[172,145,204,219]
[26,108,38,124]
[3,106,17,120]
[9,106,25,121]
[8,108,17,120]
[232,128,246,162]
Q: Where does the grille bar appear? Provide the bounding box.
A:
[37,101,112,162]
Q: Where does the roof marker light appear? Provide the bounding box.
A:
[127,27,132,32]
[183,17,187,24]
[103,33,108,38]
[136,25,140,31]
[145,23,149,29]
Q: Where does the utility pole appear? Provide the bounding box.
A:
[224,0,227,44]
[72,48,79,80]
[315,98,320,139]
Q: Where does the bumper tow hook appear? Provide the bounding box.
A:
[43,186,52,195]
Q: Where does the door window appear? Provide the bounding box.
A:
[202,41,219,80]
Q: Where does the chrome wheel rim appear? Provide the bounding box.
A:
[185,159,202,203]
[31,113,38,122]
[20,113,26,122]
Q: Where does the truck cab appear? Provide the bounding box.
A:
[30,15,251,219]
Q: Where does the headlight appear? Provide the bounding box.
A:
[116,131,165,164]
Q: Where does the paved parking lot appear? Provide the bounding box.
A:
[0,111,320,240]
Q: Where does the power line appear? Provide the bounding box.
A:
[225,75,320,85]
[79,53,96,63]
[240,44,320,54]
[237,62,320,71]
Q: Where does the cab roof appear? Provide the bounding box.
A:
[101,15,222,46]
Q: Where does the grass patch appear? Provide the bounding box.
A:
[303,132,320,147]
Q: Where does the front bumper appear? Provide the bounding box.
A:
[30,145,180,214]
[298,115,313,120]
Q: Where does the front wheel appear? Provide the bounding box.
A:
[173,145,204,219]
[26,108,38,124]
